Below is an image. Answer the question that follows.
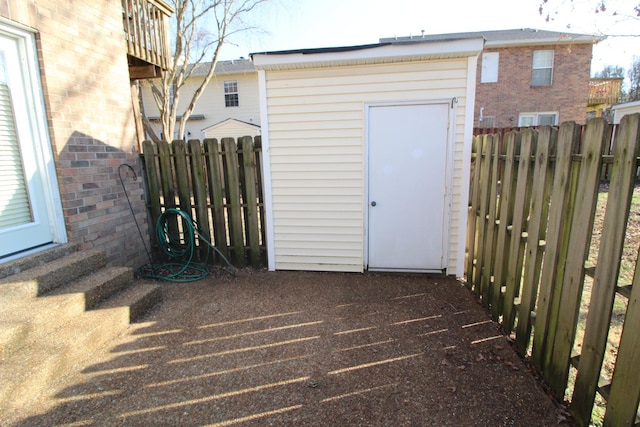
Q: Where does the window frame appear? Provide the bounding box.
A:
[224,80,239,107]
[531,49,554,86]
[518,112,558,127]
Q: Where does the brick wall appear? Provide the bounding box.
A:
[475,43,593,128]
[0,0,150,268]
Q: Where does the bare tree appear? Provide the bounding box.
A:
[142,0,268,142]
[628,56,640,101]
[595,64,625,78]
[538,0,640,34]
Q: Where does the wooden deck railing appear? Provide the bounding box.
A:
[122,0,173,77]
[588,78,623,106]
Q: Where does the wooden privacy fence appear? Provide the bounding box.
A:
[467,114,640,426]
[141,136,265,268]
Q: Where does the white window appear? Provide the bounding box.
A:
[518,112,558,127]
[481,52,499,83]
[478,116,495,128]
[532,50,554,86]
[224,80,239,107]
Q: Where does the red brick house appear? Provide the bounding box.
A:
[0,0,171,267]
[382,29,604,128]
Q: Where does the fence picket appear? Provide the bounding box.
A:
[188,139,211,255]
[547,118,608,397]
[472,135,493,296]
[502,129,536,333]
[203,138,228,260]
[240,136,261,268]
[481,134,501,305]
[572,114,640,425]
[514,126,556,353]
[142,141,161,248]
[531,122,581,371]
[156,140,179,243]
[490,131,519,320]
[172,140,191,216]
[604,250,640,426]
[466,136,483,290]
[222,137,246,267]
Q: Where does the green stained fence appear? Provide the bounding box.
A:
[467,114,640,426]
[142,136,265,268]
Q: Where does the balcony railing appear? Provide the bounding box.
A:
[588,78,623,106]
[123,0,173,79]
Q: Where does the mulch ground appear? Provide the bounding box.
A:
[10,270,571,426]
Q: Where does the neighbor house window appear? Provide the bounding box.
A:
[532,50,554,86]
[518,112,558,127]
[478,116,495,128]
[481,52,499,83]
[224,80,239,107]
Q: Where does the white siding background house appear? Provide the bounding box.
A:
[253,39,484,276]
[139,59,261,140]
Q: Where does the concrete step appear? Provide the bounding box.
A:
[0,282,163,412]
[0,267,133,357]
[0,249,107,300]
[0,243,81,280]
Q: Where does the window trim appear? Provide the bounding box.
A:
[224,80,239,107]
[518,111,558,127]
[531,49,554,86]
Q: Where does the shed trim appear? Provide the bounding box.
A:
[257,69,276,270]
[252,38,484,71]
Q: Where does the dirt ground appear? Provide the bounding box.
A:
[9,270,570,426]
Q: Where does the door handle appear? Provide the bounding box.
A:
[370,201,376,207]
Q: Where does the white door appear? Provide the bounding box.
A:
[367,103,449,271]
[0,31,56,259]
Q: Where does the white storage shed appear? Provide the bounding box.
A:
[252,38,484,276]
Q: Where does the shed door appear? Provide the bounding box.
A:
[0,33,54,259]
[367,103,449,271]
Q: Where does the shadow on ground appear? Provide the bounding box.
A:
[12,270,566,426]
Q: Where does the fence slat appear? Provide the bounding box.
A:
[240,136,261,268]
[604,248,640,426]
[466,136,483,290]
[222,137,246,267]
[481,134,501,305]
[156,140,179,242]
[142,141,161,249]
[472,135,493,296]
[254,136,266,257]
[502,129,536,333]
[188,139,211,256]
[203,138,228,260]
[172,140,191,215]
[490,132,519,319]
[515,126,556,353]
[572,114,640,425]
[547,118,608,397]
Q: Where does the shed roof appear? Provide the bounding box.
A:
[251,37,484,71]
[380,28,604,48]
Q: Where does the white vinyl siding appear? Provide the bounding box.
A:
[481,52,499,83]
[264,59,470,273]
[140,72,260,140]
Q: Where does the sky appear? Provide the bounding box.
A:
[219,0,639,76]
